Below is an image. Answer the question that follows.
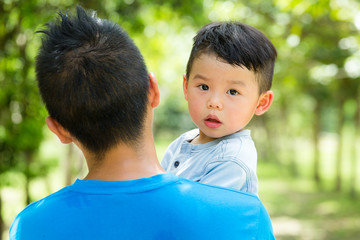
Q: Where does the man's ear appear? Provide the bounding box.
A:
[183,74,188,101]
[255,91,274,116]
[46,117,73,144]
[148,72,160,108]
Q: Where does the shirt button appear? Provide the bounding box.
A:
[174,161,180,168]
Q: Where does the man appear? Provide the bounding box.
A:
[10,6,275,239]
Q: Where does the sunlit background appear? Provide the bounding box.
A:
[1,0,360,239]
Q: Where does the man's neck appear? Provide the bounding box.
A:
[83,141,164,181]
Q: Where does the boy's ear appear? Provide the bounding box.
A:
[183,74,188,101]
[148,72,160,108]
[255,90,273,116]
[46,117,73,144]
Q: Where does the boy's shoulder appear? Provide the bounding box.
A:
[179,128,199,141]
[221,129,254,146]
[217,130,257,163]
[165,129,199,149]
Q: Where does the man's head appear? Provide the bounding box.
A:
[186,21,277,94]
[36,6,150,157]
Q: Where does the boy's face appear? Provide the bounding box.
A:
[184,53,271,144]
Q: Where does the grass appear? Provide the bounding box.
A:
[258,162,360,240]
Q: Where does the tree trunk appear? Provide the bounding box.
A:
[350,89,360,198]
[282,101,298,177]
[335,99,345,192]
[0,191,3,240]
[313,101,321,185]
[24,151,33,205]
[260,114,277,163]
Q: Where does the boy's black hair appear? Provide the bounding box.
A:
[36,5,149,157]
[186,22,277,94]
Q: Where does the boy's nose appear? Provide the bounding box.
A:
[207,96,223,110]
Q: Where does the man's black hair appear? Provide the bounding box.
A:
[36,5,149,157]
[186,22,277,94]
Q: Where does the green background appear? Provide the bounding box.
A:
[1,0,360,239]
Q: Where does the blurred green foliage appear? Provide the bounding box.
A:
[0,0,360,239]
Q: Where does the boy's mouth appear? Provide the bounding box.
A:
[205,115,221,122]
[204,115,222,128]
[206,118,220,123]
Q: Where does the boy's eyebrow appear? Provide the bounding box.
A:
[228,80,246,86]
[192,74,209,81]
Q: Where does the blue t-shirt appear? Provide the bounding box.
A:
[161,129,258,194]
[10,173,274,240]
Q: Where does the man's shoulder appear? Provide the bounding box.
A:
[14,185,73,218]
[175,176,260,205]
[168,177,274,238]
[9,185,73,238]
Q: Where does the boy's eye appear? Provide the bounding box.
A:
[227,89,239,95]
[199,84,209,91]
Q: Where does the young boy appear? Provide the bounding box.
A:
[161,22,277,194]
